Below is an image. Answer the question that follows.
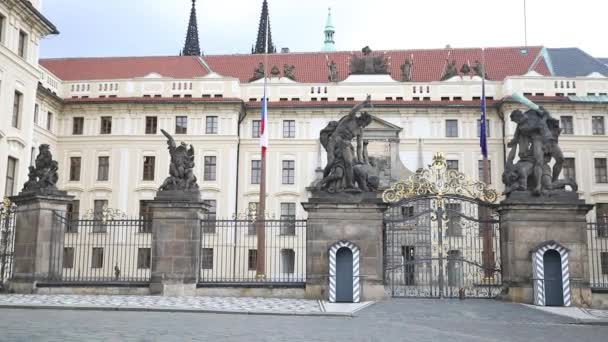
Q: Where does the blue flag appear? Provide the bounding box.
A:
[480,75,488,158]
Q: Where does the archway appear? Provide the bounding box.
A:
[328,240,360,303]
[532,240,571,306]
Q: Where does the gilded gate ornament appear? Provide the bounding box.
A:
[382,152,498,204]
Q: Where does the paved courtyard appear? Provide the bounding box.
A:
[0,299,607,341]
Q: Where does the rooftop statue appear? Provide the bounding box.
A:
[328,60,339,82]
[317,95,376,193]
[502,94,576,196]
[250,63,265,82]
[441,60,458,81]
[472,60,488,79]
[283,64,296,80]
[159,129,199,193]
[400,56,413,82]
[21,144,62,195]
[349,46,389,75]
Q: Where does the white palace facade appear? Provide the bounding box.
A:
[2,0,608,224]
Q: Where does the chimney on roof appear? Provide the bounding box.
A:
[281,48,290,53]
[182,0,202,56]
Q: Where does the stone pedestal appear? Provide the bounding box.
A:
[302,191,388,301]
[9,192,73,293]
[148,192,207,296]
[498,192,593,306]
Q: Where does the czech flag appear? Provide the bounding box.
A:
[480,73,488,158]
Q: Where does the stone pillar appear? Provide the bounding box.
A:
[498,193,593,306]
[9,193,73,293]
[302,192,388,301]
[148,192,207,296]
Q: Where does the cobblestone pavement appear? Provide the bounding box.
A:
[0,294,322,314]
[1,299,607,341]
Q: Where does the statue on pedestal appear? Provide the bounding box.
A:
[502,98,576,197]
[159,129,199,193]
[317,95,378,193]
[21,144,62,195]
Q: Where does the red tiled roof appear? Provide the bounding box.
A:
[40,56,209,81]
[205,46,548,83]
[531,55,551,75]
[40,46,549,83]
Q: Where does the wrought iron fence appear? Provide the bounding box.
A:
[198,219,307,285]
[588,215,608,289]
[46,212,152,284]
[0,203,16,288]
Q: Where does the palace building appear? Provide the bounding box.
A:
[2,0,608,225]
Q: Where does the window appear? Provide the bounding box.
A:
[12,91,22,128]
[18,30,27,58]
[597,204,608,238]
[252,120,261,138]
[4,157,17,197]
[561,116,574,134]
[251,160,261,184]
[97,156,109,181]
[143,156,155,181]
[478,160,492,184]
[280,202,296,235]
[201,248,213,269]
[69,157,81,182]
[91,248,104,269]
[602,252,608,275]
[139,200,152,233]
[92,200,108,233]
[137,248,151,269]
[282,160,295,184]
[247,202,258,235]
[248,250,258,271]
[145,116,157,134]
[281,249,295,274]
[46,112,53,131]
[446,160,459,172]
[33,104,39,124]
[402,246,415,285]
[401,206,414,218]
[563,158,576,181]
[63,248,74,269]
[445,120,458,137]
[100,116,112,134]
[204,156,217,181]
[593,116,605,135]
[66,199,79,233]
[595,158,608,183]
[176,116,188,134]
[283,120,296,138]
[202,200,216,234]
[477,119,490,137]
[205,116,218,134]
[73,117,84,135]
[446,203,462,236]
[0,14,5,44]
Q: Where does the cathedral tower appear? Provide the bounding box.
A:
[182,0,201,56]
[252,0,276,54]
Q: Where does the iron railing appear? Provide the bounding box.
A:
[46,212,152,284]
[198,219,307,285]
[588,215,608,289]
[0,204,16,288]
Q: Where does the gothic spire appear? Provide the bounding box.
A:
[182,0,201,56]
[322,7,336,52]
[252,0,276,54]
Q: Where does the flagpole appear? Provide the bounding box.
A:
[256,16,270,279]
[480,48,495,279]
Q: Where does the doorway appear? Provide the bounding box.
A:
[336,247,353,302]
[543,250,564,306]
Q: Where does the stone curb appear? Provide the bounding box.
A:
[569,319,608,326]
[0,304,355,318]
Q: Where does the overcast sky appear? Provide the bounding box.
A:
[39,0,608,58]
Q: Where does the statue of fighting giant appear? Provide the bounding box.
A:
[502,93,576,196]
[159,129,199,193]
[317,95,378,193]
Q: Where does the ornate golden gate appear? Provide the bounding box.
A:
[382,153,502,298]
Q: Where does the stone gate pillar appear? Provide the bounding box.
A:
[498,193,593,306]
[302,191,388,301]
[9,193,73,293]
[148,192,208,296]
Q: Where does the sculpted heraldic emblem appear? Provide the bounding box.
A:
[382,153,498,203]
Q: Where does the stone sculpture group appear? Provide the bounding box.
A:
[21,144,62,195]
[158,129,199,193]
[317,95,379,193]
[502,106,577,196]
